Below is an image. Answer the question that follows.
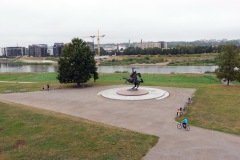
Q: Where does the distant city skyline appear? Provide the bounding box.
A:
[0,0,240,47]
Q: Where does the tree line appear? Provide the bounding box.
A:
[119,45,240,55]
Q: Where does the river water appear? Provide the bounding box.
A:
[0,63,218,74]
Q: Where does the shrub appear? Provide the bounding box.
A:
[145,56,150,60]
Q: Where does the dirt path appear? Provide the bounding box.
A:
[0,85,239,160]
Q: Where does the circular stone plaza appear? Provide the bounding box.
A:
[0,85,239,160]
[98,87,169,100]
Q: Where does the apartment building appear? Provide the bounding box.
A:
[29,44,48,57]
[134,40,167,49]
[53,43,64,57]
[2,47,26,57]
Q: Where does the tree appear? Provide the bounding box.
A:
[57,38,98,86]
[215,44,240,85]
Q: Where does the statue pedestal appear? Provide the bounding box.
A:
[116,88,149,96]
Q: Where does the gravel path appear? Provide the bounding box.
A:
[0,85,239,160]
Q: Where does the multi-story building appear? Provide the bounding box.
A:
[102,44,127,52]
[2,47,26,57]
[133,40,167,49]
[160,41,167,49]
[0,48,3,56]
[29,44,48,57]
[53,43,64,57]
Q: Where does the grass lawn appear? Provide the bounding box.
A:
[0,72,57,82]
[181,85,240,135]
[0,102,158,160]
[0,72,239,160]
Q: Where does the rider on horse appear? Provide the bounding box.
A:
[124,68,143,89]
[130,68,137,83]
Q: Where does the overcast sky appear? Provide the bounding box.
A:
[0,0,239,47]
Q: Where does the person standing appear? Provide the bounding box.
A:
[177,109,180,117]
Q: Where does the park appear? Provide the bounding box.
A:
[0,41,240,159]
[0,73,240,159]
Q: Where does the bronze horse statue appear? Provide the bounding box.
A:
[123,68,143,89]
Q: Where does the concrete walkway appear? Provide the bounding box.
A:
[0,85,239,160]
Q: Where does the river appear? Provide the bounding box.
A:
[0,63,218,74]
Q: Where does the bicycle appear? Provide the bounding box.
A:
[177,123,190,131]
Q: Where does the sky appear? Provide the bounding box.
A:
[0,0,240,47]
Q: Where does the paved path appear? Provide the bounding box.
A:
[0,85,239,160]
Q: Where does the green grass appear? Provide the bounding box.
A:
[167,59,219,66]
[176,85,240,135]
[99,54,218,66]
[99,56,164,66]
[96,73,221,86]
[0,72,58,82]
[0,102,158,160]
[0,72,239,136]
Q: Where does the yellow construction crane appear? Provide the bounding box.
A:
[82,30,105,56]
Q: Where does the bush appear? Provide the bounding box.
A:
[145,56,150,60]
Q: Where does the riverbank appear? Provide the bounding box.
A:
[99,53,218,66]
[1,53,219,67]
[0,57,57,64]
[131,62,170,66]
[18,57,57,64]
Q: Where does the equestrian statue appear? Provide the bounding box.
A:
[123,68,143,89]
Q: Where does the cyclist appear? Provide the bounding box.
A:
[182,117,188,129]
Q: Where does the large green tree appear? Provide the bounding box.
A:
[57,38,98,86]
[215,44,240,85]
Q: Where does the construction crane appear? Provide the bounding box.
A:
[82,30,105,56]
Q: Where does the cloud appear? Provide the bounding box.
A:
[0,0,239,47]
